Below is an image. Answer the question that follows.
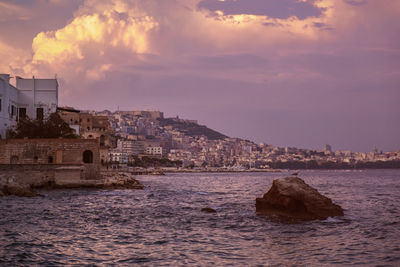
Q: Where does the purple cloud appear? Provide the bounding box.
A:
[198,0,323,19]
[344,0,368,6]
[312,22,334,31]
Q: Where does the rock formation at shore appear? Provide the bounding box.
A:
[0,175,39,197]
[0,172,143,197]
[101,172,144,189]
[256,177,344,221]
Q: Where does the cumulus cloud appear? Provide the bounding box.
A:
[31,13,157,59]
[22,0,331,83]
[10,0,400,90]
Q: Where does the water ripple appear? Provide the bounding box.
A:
[1,170,400,266]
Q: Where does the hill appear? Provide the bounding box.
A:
[157,118,228,140]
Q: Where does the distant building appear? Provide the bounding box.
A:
[324,144,332,153]
[58,107,114,148]
[117,140,146,155]
[0,74,58,138]
[146,146,163,156]
[117,110,164,120]
[109,151,128,164]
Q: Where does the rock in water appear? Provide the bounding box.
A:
[201,207,217,213]
[2,183,38,197]
[256,177,344,221]
[0,175,38,197]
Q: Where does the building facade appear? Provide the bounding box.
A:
[0,138,101,181]
[0,74,58,138]
[0,138,100,165]
[58,108,114,148]
[146,146,163,156]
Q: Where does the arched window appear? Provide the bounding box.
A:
[83,150,93,163]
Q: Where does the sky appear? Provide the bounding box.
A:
[0,0,399,152]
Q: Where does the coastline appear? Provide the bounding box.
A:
[122,165,400,176]
[0,171,144,198]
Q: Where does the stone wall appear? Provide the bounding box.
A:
[0,139,102,181]
[0,164,58,187]
[0,164,102,186]
[0,138,100,165]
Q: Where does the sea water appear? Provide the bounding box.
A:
[1,170,399,266]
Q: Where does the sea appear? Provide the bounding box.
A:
[1,170,400,266]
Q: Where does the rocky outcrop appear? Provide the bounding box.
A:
[0,175,39,197]
[256,177,344,221]
[101,172,144,189]
[0,171,144,197]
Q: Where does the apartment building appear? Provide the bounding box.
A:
[0,74,58,138]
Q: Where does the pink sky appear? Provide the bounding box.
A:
[0,0,399,152]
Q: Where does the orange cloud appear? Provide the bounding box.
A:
[31,4,158,65]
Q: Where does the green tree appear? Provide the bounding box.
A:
[6,112,77,139]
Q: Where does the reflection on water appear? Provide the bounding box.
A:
[1,170,400,266]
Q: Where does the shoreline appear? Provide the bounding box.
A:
[0,171,144,198]
[123,167,400,175]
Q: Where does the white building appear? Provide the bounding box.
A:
[146,146,163,156]
[0,74,58,138]
[109,151,128,164]
[117,139,146,155]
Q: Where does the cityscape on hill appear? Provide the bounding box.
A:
[1,74,399,170]
[60,107,400,170]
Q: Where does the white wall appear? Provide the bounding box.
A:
[0,74,58,139]
[16,77,58,119]
[0,74,19,138]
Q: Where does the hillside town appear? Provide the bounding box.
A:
[89,109,400,170]
[1,73,400,171]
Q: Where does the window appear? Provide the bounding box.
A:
[37,108,44,120]
[11,105,16,116]
[48,156,53,163]
[83,150,93,163]
[19,108,26,119]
